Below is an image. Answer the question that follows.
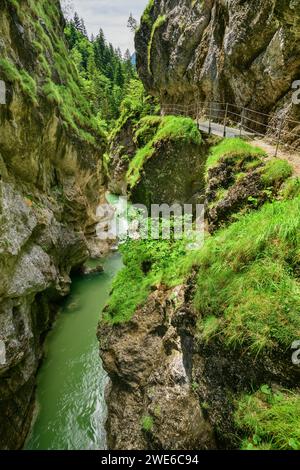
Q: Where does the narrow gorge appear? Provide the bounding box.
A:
[0,0,300,454]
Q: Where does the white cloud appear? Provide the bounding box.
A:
[70,0,148,53]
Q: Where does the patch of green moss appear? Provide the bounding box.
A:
[147,15,166,75]
[141,415,154,432]
[0,58,37,104]
[235,386,300,450]
[141,0,155,28]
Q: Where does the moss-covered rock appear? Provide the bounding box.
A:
[135,0,300,143]
[128,115,207,208]
[0,0,106,450]
[205,138,293,231]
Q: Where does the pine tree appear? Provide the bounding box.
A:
[73,12,81,30]
[79,18,88,38]
[64,19,138,123]
[115,62,124,88]
[127,13,138,32]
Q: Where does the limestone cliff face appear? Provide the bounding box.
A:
[99,284,215,450]
[135,0,300,131]
[0,0,105,449]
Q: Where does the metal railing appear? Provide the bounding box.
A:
[161,102,300,157]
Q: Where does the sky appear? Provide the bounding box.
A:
[70,0,148,53]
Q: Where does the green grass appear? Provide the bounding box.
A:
[127,115,201,189]
[0,58,37,104]
[280,177,300,200]
[206,138,266,175]
[235,386,300,450]
[193,196,300,354]
[260,159,293,186]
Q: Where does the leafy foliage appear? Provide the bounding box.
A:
[103,218,191,324]
[235,386,300,450]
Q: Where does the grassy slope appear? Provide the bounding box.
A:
[235,386,300,450]
[103,136,300,448]
[0,0,105,146]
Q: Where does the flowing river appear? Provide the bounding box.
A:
[25,254,123,450]
[25,196,125,450]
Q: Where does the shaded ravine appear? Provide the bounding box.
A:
[25,253,123,450]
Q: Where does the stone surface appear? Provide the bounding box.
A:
[135,0,300,142]
[98,285,215,450]
[0,1,106,449]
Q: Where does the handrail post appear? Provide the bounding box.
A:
[208,102,212,134]
[240,107,245,137]
[275,117,285,157]
[223,102,229,137]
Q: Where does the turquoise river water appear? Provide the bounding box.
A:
[25,253,123,450]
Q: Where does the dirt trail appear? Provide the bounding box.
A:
[253,139,300,176]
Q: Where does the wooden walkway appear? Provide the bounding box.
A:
[197,120,255,139]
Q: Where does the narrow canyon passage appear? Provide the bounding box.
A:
[24,253,123,450]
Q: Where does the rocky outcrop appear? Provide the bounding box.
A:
[135,0,300,139]
[99,270,300,450]
[205,150,293,231]
[131,134,210,209]
[107,117,139,195]
[99,284,215,450]
[0,0,106,449]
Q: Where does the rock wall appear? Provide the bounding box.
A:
[0,0,105,449]
[99,284,215,450]
[131,136,209,209]
[135,0,300,138]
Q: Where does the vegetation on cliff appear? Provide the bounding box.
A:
[103,133,300,449]
[205,138,293,230]
[127,115,202,189]
[1,1,137,147]
[103,222,189,324]
[235,386,300,450]
[1,0,104,146]
[194,195,300,353]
